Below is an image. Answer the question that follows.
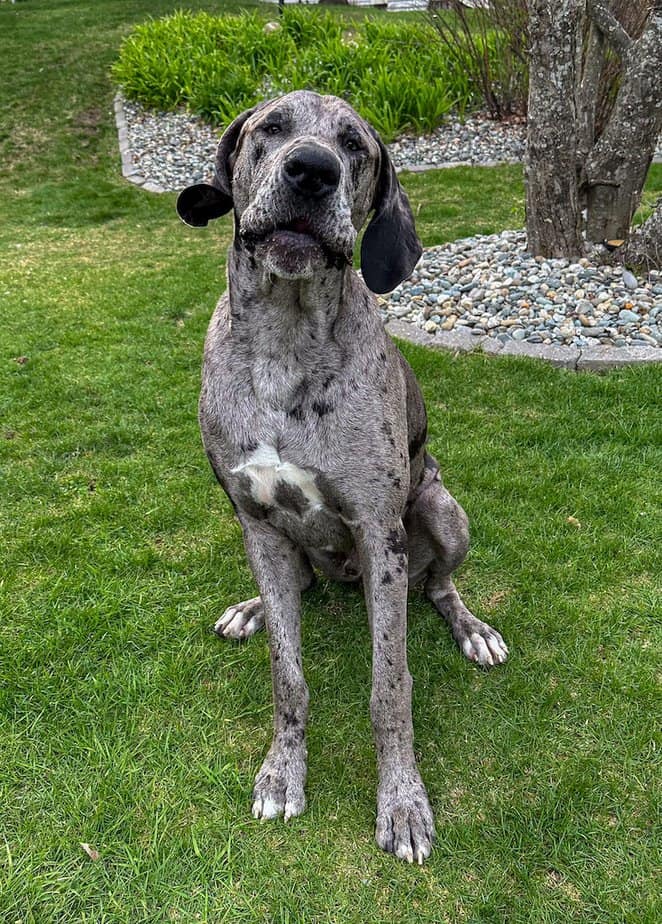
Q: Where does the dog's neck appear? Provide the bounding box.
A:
[224,244,365,409]
[227,245,352,344]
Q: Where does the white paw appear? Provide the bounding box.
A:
[251,792,305,822]
[213,597,264,640]
[460,625,508,667]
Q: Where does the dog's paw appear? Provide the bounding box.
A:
[376,769,435,864]
[213,596,264,640]
[456,617,508,667]
[252,745,307,822]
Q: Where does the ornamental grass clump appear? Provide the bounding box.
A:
[112,8,485,139]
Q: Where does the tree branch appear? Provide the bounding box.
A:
[586,0,632,56]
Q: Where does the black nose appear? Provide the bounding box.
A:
[283,144,341,199]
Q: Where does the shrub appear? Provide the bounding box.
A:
[111,8,483,139]
[425,0,653,127]
[425,1,529,120]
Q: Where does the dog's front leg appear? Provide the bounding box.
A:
[240,516,309,822]
[356,519,435,864]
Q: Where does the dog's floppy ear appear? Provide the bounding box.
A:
[360,132,422,294]
[176,183,231,228]
[176,102,266,227]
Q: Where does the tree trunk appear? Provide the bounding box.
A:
[624,197,662,270]
[525,0,583,258]
[584,3,662,242]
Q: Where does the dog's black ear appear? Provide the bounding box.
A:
[360,132,422,294]
[176,183,231,227]
[177,102,268,227]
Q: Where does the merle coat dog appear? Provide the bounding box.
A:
[177,91,508,864]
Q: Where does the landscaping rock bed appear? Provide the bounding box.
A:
[380,230,661,351]
[389,114,526,168]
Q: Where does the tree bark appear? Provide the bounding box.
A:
[623,197,662,270]
[584,3,662,242]
[576,19,604,165]
[525,0,584,258]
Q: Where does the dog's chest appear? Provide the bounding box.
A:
[231,444,325,512]
[230,443,352,550]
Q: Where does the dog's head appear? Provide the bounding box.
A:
[177,91,421,294]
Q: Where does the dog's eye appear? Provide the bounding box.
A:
[344,137,363,153]
[264,123,282,136]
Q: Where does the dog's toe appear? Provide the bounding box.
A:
[252,795,283,820]
[458,621,508,667]
[213,597,265,639]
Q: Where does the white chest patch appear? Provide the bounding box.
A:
[231,444,326,512]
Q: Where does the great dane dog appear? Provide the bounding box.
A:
[177,90,508,864]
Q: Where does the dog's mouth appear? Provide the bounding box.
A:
[246,216,320,248]
[241,216,351,270]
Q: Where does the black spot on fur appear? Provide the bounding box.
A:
[287,405,305,421]
[274,482,309,517]
[381,572,393,585]
[240,440,258,454]
[312,400,333,417]
[386,528,407,556]
[205,450,227,489]
[232,213,242,246]
[235,476,269,520]
[322,375,334,390]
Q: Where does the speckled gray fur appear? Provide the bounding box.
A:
[178,92,508,864]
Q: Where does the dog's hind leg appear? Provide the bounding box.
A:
[406,454,508,667]
[213,547,314,640]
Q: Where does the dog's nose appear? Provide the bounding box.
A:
[283,144,341,199]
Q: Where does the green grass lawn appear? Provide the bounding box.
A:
[1,2,661,922]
